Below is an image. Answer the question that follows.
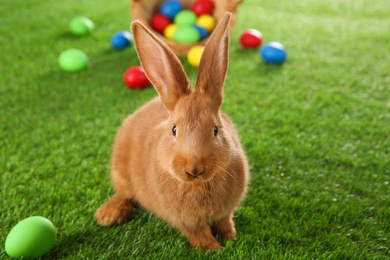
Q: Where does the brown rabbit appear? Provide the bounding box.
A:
[94,12,249,251]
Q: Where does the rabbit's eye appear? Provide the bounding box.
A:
[172,125,177,137]
[214,126,218,137]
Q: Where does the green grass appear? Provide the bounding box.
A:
[1,0,389,259]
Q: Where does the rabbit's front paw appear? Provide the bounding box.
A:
[94,195,134,226]
[213,215,237,241]
[183,225,224,251]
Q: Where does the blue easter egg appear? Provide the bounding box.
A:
[260,42,287,64]
[111,31,133,50]
[193,25,208,40]
[160,1,182,20]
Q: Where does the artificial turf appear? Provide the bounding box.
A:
[1,0,389,259]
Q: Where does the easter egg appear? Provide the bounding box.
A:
[195,14,216,32]
[123,66,151,89]
[160,0,182,20]
[110,31,133,50]
[164,24,179,40]
[192,0,215,16]
[5,216,56,259]
[150,14,171,33]
[58,48,88,72]
[174,10,197,27]
[240,29,262,48]
[260,42,287,64]
[173,27,201,44]
[69,16,94,36]
[187,46,205,68]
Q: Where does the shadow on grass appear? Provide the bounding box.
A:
[55,32,89,40]
[47,213,140,259]
[47,228,102,259]
[230,45,288,80]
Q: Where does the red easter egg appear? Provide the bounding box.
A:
[240,29,263,48]
[192,0,215,16]
[150,14,171,33]
[123,66,151,89]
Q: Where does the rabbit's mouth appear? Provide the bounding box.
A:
[176,170,215,183]
[171,167,214,183]
[185,168,214,182]
[168,166,215,183]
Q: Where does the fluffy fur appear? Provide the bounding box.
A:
[94,12,249,251]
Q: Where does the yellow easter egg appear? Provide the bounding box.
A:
[195,14,216,32]
[163,24,179,40]
[187,46,205,68]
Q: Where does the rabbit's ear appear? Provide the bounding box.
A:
[196,12,231,109]
[131,21,191,112]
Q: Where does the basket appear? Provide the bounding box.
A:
[131,0,243,55]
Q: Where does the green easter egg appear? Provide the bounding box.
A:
[69,16,94,36]
[173,27,201,44]
[5,216,57,259]
[174,10,197,27]
[58,48,88,72]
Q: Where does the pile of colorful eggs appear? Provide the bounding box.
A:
[150,0,216,44]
